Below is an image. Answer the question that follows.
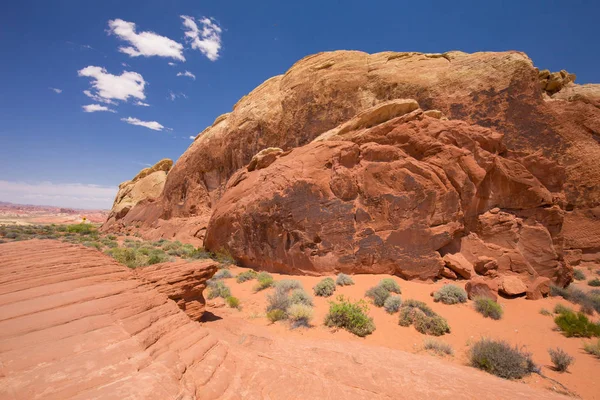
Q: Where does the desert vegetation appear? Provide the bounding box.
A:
[324,295,375,337]
[265,280,315,328]
[548,348,574,372]
[433,284,468,305]
[469,338,538,379]
[336,273,354,286]
[313,278,336,297]
[398,299,450,336]
[423,339,454,356]
[474,297,503,320]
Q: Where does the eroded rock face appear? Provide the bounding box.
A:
[103,158,173,230]
[205,104,565,283]
[123,50,600,249]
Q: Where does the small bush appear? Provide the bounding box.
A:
[67,223,95,235]
[189,247,212,260]
[275,279,303,292]
[288,303,314,328]
[324,295,375,337]
[580,302,595,316]
[588,278,600,287]
[554,310,600,337]
[399,300,450,336]
[379,278,401,294]
[336,273,354,286]
[267,309,286,323]
[554,303,573,315]
[474,297,503,320]
[584,339,600,357]
[83,241,102,250]
[289,288,314,306]
[470,338,537,379]
[548,348,574,372]
[107,234,117,240]
[213,269,233,280]
[365,285,390,307]
[147,250,169,265]
[573,269,586,281]
[314,278,336,297]
[266,287,291,314]
[433,284,468,305]
[423,339,454,356]
[539,308,552,316]
[213,249,236,266]
[384,295,402,314]
[254,272,274,292]
[207,281,231,300]
[236,270,258,283]
[226,296,240,309]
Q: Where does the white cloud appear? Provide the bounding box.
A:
[108,19,185,61]
[168,62,176,66]
[0,180,117,209]
[121,62,130,67]
[82,104,116,113]
[79,66,145,104]
[167,91,188,101]
[49,87,62,94]
[177,70,196,80]
[121,117,165,131]
[189,135,196,140]
[181,15,222,61]
[134,100,150,107]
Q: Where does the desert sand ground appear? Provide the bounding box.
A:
[206,265,600,399]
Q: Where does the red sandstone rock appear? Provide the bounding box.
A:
[443,253,474,279]
[499,276,528,296]
[465,277,499,301]
[526,276,552,300]
[441,266,458,280]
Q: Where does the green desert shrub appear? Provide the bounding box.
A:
[226,296,240,309]
[101,238,118,248]
[189,247,212,260]
[588,278,600,287]
[548,348,574,372]
[474,297,503,320]
[107,234,117,240]
[313,278,336,297]
[584,339,600,357]
[83,241,102,250]
[266,287,291,314]
[275,279,303,292]
[423,339,454,356]
[207,281,231,300]
[399,300,450,336]
[213,269,233,280]
[267,309,286,323]
[554,303,573,315]
[105,247,143,268]
[384,295,402,314]
[554,310,600,337]
[378,278,401,294]
[365,285,390,307]
[289,288,314,306]
[550,285,591,309]
[147,250,169,265]
[236,270,258,283]
[288,303,314,328]
[433,284,468,305]
[573,269,586,281]
[67,223,95,235]
[470,338,538,379]
[324,295,375,337]
[336,273,354,286]
[254,272,274,291]
[213,249,236,265]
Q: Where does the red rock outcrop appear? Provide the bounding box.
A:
[105,50,600,287]
[0,240,570,399]
[205,102,568,286]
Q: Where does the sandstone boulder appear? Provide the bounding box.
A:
[526,276,552,300]
[247,147,285,171]
[465,276,499,301]
[443,253,474,279]
[499,276,528,296]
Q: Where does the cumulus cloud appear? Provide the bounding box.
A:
[177,70,196,80]
[121,117,165,131]
[82,104,116,113]
[189,135,196,140]
[78,66,145,104]
[134,100,150,107]
[0,180,117,209]
[108,19,185,61]
[181,15,222,61]
[168,62,176,66]
[49,87,62,94]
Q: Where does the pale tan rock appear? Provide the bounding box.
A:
[247,147,284,171]
[500,275,528,296]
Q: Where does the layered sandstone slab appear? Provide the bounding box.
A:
[0,240,569,399]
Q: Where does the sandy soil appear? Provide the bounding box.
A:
[205,266,600,400]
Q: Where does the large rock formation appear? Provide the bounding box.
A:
[103,158,172,230]
[105,50,600,287]
[0,240,570,399]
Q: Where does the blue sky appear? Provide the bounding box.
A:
[0,0,598,209]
